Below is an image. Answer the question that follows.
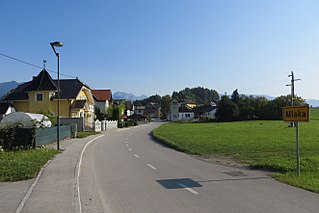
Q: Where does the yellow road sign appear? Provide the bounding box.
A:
[282,106,309,122]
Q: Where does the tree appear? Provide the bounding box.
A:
[251,96,269,119]
[216,96,239,121]
[134,94,161,106]
[94,106,106,121]
[265,95,306,120]
[235,95,254,120]
[231,89,240,103]
[172,87,220,104]
[160,95,172,119]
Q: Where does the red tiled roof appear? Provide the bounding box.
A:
[92,90,112,101]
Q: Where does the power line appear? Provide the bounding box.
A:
[0,52,75,78]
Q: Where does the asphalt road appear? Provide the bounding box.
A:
[80,122,319,213]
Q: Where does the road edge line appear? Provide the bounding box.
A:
[15,159,52,213]
[75,134,105,213]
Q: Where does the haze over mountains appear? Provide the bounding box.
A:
[0,81,19,99]
[0,81,318,106]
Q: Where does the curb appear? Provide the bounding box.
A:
[15,159,52,213]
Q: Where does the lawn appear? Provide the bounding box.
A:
[152,108,319,193]
[0,148,59,182]
[0,130,100,182]
[75,131,101,138]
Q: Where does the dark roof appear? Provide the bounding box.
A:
[4,70,89,101]
[4,82,31,100]
[53,79,85,99]
[127,114,147,120]
[194,104,217,114]
[25,69,58,91]
[0,101,14,114]
[145,102,160,110]
[70,100,87,108]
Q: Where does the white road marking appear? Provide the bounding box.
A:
[147,163,157,170]
[77,134,105,213]
[178,183,199,195]
[134,154,140,158]
[126,144,129,146]
[128,148,132,151]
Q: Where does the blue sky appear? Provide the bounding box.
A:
[1,0,319,99]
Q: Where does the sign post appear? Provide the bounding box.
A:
[282,105,309,177]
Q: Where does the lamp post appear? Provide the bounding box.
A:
[50,41,63,150]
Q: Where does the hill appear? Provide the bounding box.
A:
[0,81,19,99]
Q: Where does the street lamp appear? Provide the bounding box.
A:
[50,41,64,150]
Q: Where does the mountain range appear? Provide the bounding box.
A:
[113,91,148,101]
[0,81,318,106]
[0,81,19,99]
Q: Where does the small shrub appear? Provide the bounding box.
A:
[0,122,35,151]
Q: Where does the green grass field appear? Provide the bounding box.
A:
[0,149,59,181]
[75,131,101,138]
[153,108,319,193]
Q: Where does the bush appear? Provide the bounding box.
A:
[0,123,35,151]
[125,120,136,127]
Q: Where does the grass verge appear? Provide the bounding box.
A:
[0,148,59,182]
[152,109,319,193]
[76,131,101,138]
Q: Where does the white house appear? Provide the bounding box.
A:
[92,89,112,114]
[178,105,194,121]
[167,99,194,121]
[201,104,217,119]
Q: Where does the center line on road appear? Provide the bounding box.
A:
[178,183,199,195]
[147,163,157,170]
[128,148,132,151]
[134,154,140,158]
[126,144,129,146]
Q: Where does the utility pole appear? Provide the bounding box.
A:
[286,71,301,126]
[286,71,301,106]
[285,71,301,177]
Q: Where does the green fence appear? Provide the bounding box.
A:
[35,125,71,146]
[0,125,71,149]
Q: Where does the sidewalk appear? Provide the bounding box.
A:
[0,132,110,213]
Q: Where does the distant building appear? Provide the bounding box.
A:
[92,89,113,113]
[177,104,194,121]
[145,102,161,119]
[194,102,217,120]
[135,105,145,116]
[166,99,199,121]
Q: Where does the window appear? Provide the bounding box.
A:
[36,93,43,101]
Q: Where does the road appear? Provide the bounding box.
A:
[79,122,319,213]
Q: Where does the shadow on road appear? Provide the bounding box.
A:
[157,178,202,189]
[156,176,269,190]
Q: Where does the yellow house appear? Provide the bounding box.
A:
[4,69,95,129]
